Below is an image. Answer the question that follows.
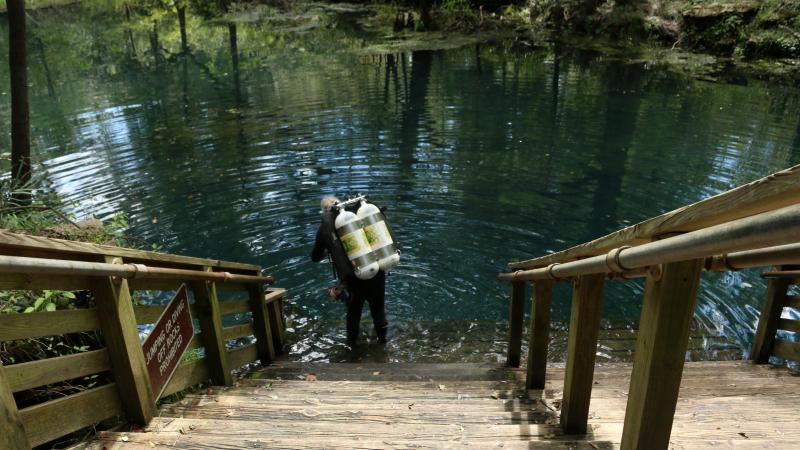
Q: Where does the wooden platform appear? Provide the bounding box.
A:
[81,361,800,449]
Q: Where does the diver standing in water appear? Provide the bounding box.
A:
[311,195,398,344]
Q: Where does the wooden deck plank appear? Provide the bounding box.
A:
[80,361,800,450]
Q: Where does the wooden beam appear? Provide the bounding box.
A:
[134,299,251,325]
[220,298,252,316]
[778,318,800,333]
[265,288,287,354]
[161,358,210,398]
[5,349,110,393]
[0,229,259,271]
[785,295,800,310]
[751,268,793,364]
[91,256,155,425]
[526,279,553,390]
[0,273,92,290]
[507,281,526,367]
[510,164,800,270]
[190,268,232,387]
[228,343,259,369]
[19,383,122,448]
[560,273,605,435]
[248,284,275,365]
[268,297,285,354]
[265,288,287,304]
[223,323,255,341]
[773,339,800,361]
[620,259,703,450]
[0,308,99,341]
[0,363,30,450]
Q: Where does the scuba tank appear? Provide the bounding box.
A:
[334,207,379,280]
[357,200,400,272]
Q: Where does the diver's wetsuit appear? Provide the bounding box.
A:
[311,209,388,343]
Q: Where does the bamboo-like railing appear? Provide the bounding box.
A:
[497,164,800,449]
[0,230,286,449]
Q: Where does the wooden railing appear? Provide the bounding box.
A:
[498,164,800,449]
[0,230,285,449]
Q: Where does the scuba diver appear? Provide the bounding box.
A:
[311,195,395,344]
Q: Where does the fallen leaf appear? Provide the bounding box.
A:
[373,371,381,376]
[269,394,279,400]
[738,432,749,439]
[437,384,446,391]
[120,435,129,442]
[179,429,186,435]
[189,425,196,431]
[590,442,599,449]
[306,373,317,382]
[408,403,415,409]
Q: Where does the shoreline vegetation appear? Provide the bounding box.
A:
[2,0,799,83]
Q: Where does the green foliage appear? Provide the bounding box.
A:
[189,0,225,18]
[437,0,479,30]
[372,3,403,26]
[745,28,800,57]
[21,290,76,313]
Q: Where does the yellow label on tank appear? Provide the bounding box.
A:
[364,221,393,248]
[340,230,370,257]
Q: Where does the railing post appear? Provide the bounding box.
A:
[526,279,554,390]
[751,265,794,363]
[248,283,276,365]
[620,259,703,450]
[190,267,232,386]
[1,363,30,450]
[560,273,605,434]
[507,281,526,367]
[90,256,155,425]
[267,296,285,354]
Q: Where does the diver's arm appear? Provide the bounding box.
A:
[311,224,327,262]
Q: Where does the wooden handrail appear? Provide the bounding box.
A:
[706,243,800,271]
[0,234,287,450]
[0,229,260,272]
[509,164,800,270]
[0,255,274,284]
[495,164,800,448]
[499,203,800,282]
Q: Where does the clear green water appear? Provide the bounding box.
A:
[1,5,799,362]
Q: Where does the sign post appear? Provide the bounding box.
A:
[142,284,194,398]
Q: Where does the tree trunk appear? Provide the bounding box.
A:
[228,24,240,101]
[178,6,188,52]
[150,21,160,66]
[7,0,31,205]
